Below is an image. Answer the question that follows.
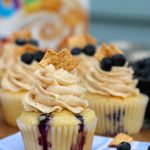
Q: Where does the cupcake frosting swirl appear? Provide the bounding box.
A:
[24,64,88,113]
[77,54,97,81]
[1,59,39,92]
[85,62,139,98]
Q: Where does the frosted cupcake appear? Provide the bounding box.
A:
[0,45,44,127]
[17,49,97,150]
[0,30,39,81]
[84,43,148,135]
[67,34,97,82]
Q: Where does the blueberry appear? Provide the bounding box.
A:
[137,60,146,69]
[143,57,150,66]
[83,44,96,56]
[21,52,33,64]
[138,68,150,78]
[100,57,112,71]
[112,54,126,66]
[34,51,45,62]
[71,48,81,55]
[148,145,150,150]
[28,39,39,46]
[117,142,131,150]
[15,39,27,46]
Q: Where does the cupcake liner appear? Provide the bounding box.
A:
[17,117,97,150]
[0,90,26,127]
[86,93,148,135]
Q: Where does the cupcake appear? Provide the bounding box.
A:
[0,30,39,81]
[17,49,97,150]
[84,43,148,135]
[67,34,97,82]
[0,45,44,127]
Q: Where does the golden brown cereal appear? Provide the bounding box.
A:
[39,49,79,72]
[108,133,133,147]
[94,43,124,61]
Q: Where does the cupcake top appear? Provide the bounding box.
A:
[1,45,44,92]
[67,34,97,81]
[85,43,139,98]
[24,49,88,114]
[68,34,97,57]
[0,30,39,72]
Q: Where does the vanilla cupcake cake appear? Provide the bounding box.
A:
[67,34,97,82]
[17,49,97,150]
[0,45,44,126]
[84,43,148,135]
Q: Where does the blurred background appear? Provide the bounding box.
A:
[1,0,150,51]
[90,0,150,50]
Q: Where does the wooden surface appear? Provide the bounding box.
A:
[0,106,150,142]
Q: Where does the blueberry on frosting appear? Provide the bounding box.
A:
[117,142,131,150]
[100,54,126,71]
[100,57,112,71]
[21,52,33,64]
[34,51,45,62]
[112,54,126,67]
[71,47,81,55]
[83,44,96,56]
[15,39,27,46]
[15,38,39,47]
[148,145,150,150]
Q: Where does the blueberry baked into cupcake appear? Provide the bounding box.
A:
[0,30,39,82]
[0,45,44,127]
[84,43,148,135]
[67,34,97,82]
[17,49,97,150]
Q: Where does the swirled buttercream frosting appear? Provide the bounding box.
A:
[1,59,39,92]
[85,62,139,98]
[24,64,88,113]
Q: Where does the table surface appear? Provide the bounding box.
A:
[0,106,150,142]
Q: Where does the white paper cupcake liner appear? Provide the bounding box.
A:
[86,93,148,135]
[17,118,97,150]
[0,91,25,127]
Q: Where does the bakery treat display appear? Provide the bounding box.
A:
[131,57,150,120]
[0,44,44,127]
[0,30,39,82]
[17,49,97,150]
[67,34,97,82]
[84,43,148,135]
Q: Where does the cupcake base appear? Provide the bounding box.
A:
[0,90,26,127]
[17,108,97,150]
[85,93,148,135]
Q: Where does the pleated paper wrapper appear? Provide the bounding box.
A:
[85,93,148,135]
[0,91,25,127]
[17,118,97,150]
